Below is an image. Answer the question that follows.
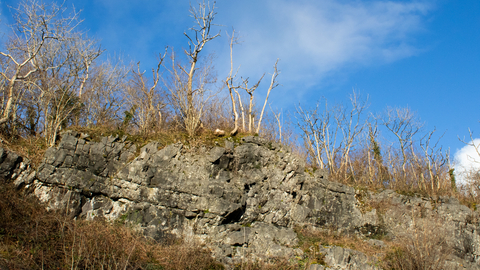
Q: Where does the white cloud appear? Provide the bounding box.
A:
[215,0,434,97]
[454,138,480,185]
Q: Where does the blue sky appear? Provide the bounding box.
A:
[1,0,479,173]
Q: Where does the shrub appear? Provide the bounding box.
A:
[383,218,452,270]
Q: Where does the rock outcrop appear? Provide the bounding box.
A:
[0,147,32,183]
[4,131,480,269]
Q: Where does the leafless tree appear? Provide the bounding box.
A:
[225,29,241,135]
[458,126,480,198]
[234,60,280,135]
[335,92,369,181]
[459,127,480,164]
[296,91,369,181]
[236,90,247,132]
[256,59,280,134]
[297,93,452,195]
[0,0,77,128]
[75,36,104,100]
[296,101,330,169]
[165,1,220,137]
[36,34,102,146]
[419,129,448,192]
[0,0,103,146]
[166,49,218,136]
[271,106,283,143]
[239,75,263,133]
[224,28,280,136]
[15,82,41,136]
[82,58,129,127]
[381,107,423,180]
[125,52,166,135]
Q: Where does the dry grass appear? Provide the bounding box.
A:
[232,259,301,270]
[0,135,48,167]
[296,226,383,260]
[0,181,66,269]
[456,168,480,210]
[0,182,224,270]
[295,217,454,270]
[382,219,453,270]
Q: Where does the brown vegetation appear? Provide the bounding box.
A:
[383,219,453,270]
[0,182,225,270]
[295,218,454,270]
[295,226,384,266]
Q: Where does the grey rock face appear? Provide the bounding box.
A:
[0,147,27,181]
[4,133,480,268]
[12,134,368,263]
[0,146,34,188]
[308,245,381,270]
[319,245,379,270]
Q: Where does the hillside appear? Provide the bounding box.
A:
[1,131,479,269]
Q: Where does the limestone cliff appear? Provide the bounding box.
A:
[3,131,480,269]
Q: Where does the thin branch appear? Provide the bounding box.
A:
[256,59,280,134]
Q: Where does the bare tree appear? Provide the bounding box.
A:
[35,34,102,146]
[225,29,241,135]
[419,129,448,192]
[125,53,166,135]
[0,0,76,128]
[239,75,263,133]
[381,107,423,180]
[82,58,129,127]
[224,27,281,136]
[74,35,104,100]
[0,0,103,145]
[458,126,480,198]
[296,92,453,195]
[256,59,280,134]
[236,90,247,132]
[459,127,480,164]
[233,60,280,135]
[296,99,339,170]
[166,50,218,136]
[165,1,220,137]
[339,92,369,181]
[271,106,283,143]
[15,81,41,136]
[296,91,369,181]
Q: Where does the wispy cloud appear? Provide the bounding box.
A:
[215,0,433,95]
[454,138,480,185]
[2,0,433,103]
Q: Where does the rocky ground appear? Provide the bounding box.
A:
[2,130,480,269]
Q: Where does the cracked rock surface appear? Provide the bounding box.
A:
[4,131,480,269]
